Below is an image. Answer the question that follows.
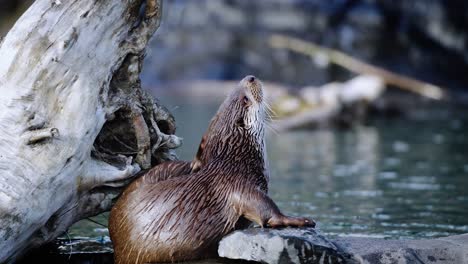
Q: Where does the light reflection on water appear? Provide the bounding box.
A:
[70,95,468,239]
[265,112,468,239]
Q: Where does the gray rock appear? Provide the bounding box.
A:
[218,228,468,264]
[218,228,354,264]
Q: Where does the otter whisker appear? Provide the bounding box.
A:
[265,111,276,122]
[263,102,279,122]
[264,120,279,136]
[264,101,277,117]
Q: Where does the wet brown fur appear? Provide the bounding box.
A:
[109,76,314,264]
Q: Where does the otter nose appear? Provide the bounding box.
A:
[248,76,255,83]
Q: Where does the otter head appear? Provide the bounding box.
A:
[191,75,268,172]
[234,75,266,131]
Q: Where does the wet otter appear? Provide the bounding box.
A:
[109,75,315,264]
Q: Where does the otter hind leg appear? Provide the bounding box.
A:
[267,214,315,228]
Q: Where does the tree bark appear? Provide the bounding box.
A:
[0,0,180,262]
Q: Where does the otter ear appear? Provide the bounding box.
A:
[191,131,207,172]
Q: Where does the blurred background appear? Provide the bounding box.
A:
[2,0,468,240]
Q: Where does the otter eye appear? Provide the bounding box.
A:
[243,96,250,106]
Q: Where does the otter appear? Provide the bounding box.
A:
[109,75,315,264]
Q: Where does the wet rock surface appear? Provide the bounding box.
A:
[219,228,468,264]
[218,228,355,264]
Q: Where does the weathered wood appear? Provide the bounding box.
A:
[0,0,180,262]
[270,34,445,100]
[272,75,385,130]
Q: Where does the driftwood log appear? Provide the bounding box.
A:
[0,0,181,262]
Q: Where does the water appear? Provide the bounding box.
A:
[70,95,468,240]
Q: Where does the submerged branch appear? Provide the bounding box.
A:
[269,34,445,100]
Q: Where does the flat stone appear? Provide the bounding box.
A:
[218,228,354,264]
[218,228,468,264]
